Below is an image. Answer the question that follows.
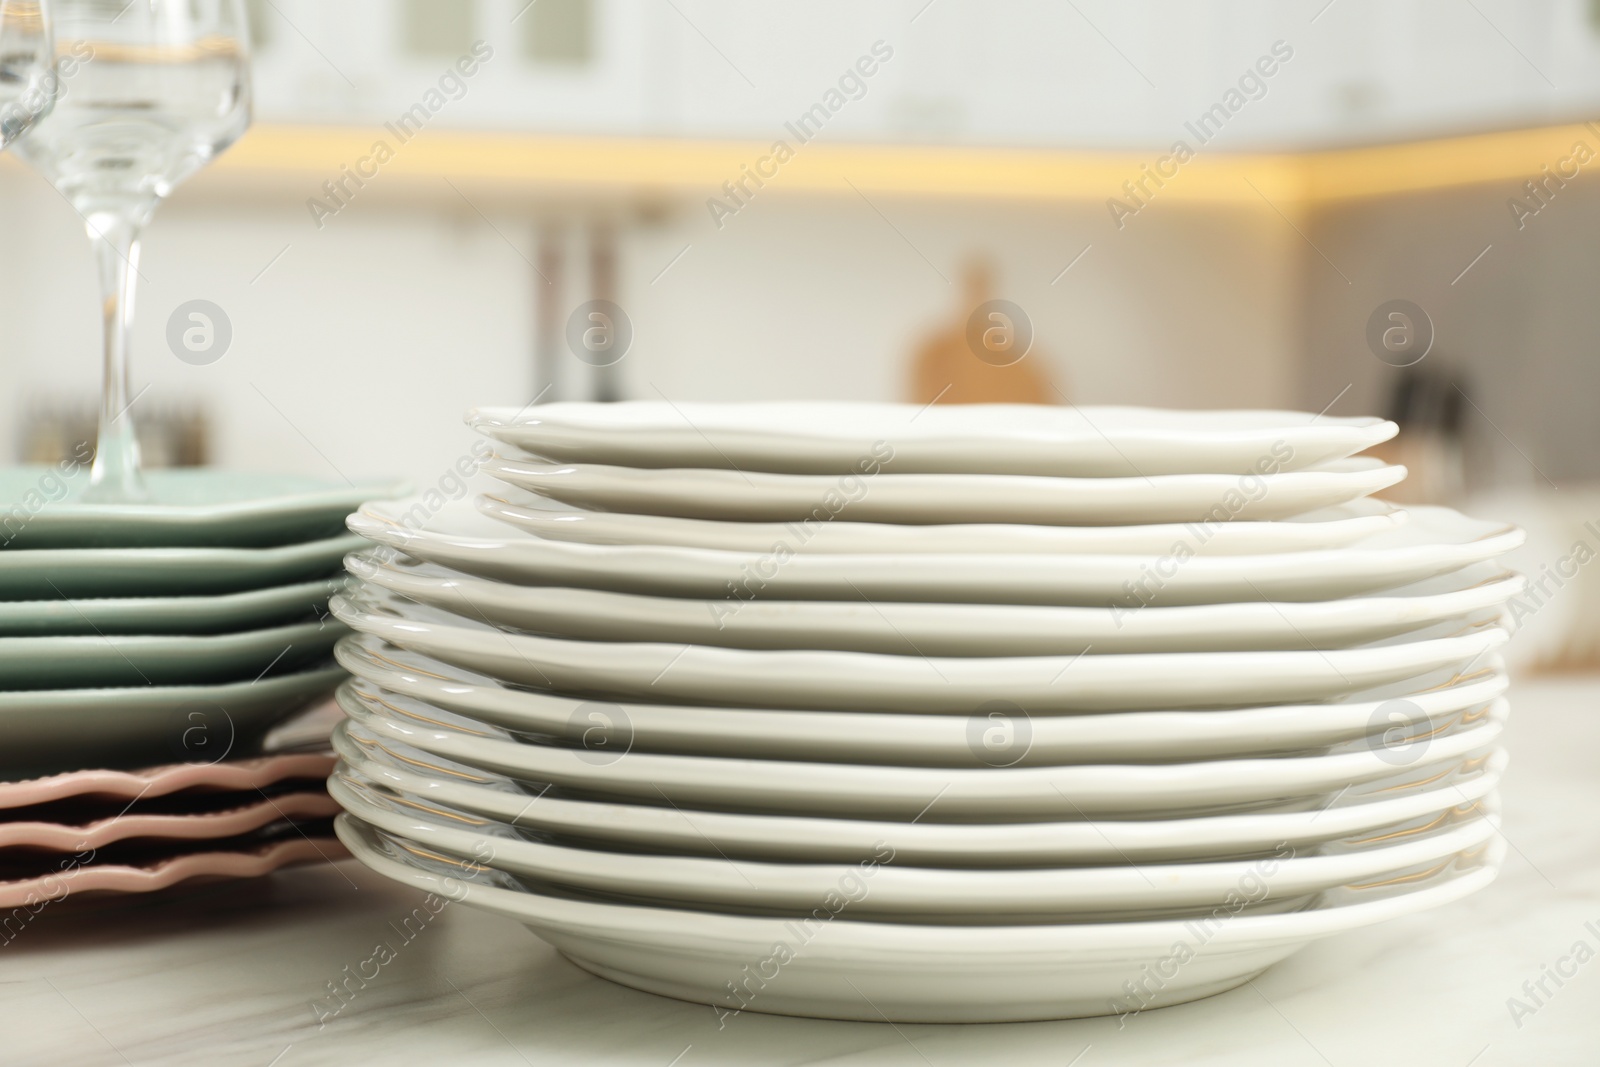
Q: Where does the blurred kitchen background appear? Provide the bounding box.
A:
[3,0,1598,665]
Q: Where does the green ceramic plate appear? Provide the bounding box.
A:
[0,619,346,691]
[0,577,345,637]
[0,467,405,549]
[0,663,346,777]
[0,533,364,599]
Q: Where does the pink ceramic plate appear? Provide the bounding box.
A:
[0,754,336,810]
[0,790,340,851]
[0,834,345,908]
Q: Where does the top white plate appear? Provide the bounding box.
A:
[468,403,1398,477]
[480,454,1406,525]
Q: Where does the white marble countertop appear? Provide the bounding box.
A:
[5,674,1598,1067]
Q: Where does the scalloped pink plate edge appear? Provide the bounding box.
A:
[0,790,341,851]
[0,835,345,908]
[0,754,336,811]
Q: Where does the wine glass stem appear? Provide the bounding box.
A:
[85,210,146,501]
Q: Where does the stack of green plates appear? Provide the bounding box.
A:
[0,467,403,776]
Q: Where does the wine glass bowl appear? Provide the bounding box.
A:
[15,0,251,502]
[19,9,251,221]
[0,0,55,150]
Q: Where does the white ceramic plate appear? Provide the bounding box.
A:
[347,550,1522,656]
[480,454,1407,525]
[333,689,1506,819]
[476,492,1407,556]
[335,634,1508,765]
[333,729,1506,866]
[329,771,1496,923]
[336,814,1501,1022]
[331,588,1508,713]
[348,500,1522,606]
[467,402,1398,477]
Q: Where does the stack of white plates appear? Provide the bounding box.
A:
[331,403,1522,1022]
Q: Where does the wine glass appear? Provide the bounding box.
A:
[0,0,55,150]
[16,0,251,502]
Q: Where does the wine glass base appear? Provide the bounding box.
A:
[82,445,151,504]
